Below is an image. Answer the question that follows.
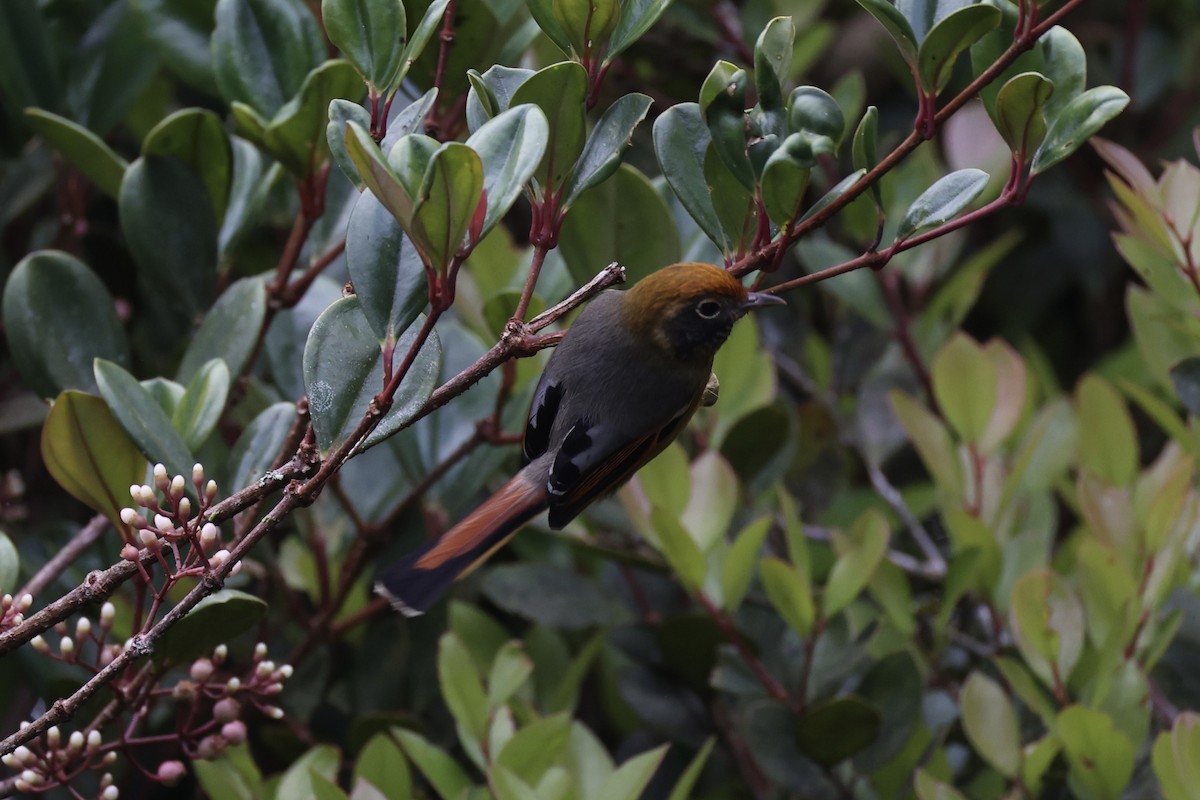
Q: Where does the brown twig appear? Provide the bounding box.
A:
[696,593,794,709]
[424,0,458,139]
[18,515,110,599]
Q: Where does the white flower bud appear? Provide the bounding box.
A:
[102,751,116,765]
[14,746,33,765]
[139,529,160,552]
[76,617,92,640]
[277,664,294,680]
[20,770,40,786]
[1,594,9,607]
[200,523,219,551]
[120,507,140,526]
[121,544,140,562]
[47,726,60,748]
[100,771,113,787]
[225,677,240,693]
[264,683,284,695]
[205,480,218,501]
[210,549,230,569]
[170,474,185,498]
[139,485,157,506]
[153,514,173,532]
[14,781,30,794]
[18,594,31,612]
[60,637,75,658]
[103,784,119,799]
[264,705,284,719]
[129,485,143,501]
[0,754,14,768]
[190,658,214,682]
[87,730,102,752]
[192,463,205,485]
[30,636,49,654]
[101,602,115,627]
[253,642,267,660]
[229,560,242,576]
[69,731,84,752]
[213,644,227,663]
[177,497,191,519]
[153,463,168,487]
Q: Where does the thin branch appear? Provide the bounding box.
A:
[18,515,109,599]
[864,462,946,579]
[696,593,794,710]
[424,0,458,139]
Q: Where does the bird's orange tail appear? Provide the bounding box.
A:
[375,472,548,617]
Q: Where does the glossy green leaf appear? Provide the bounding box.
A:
[176,276,267,383]
[411,142,485,271]
[527,0,573,55]
[760,556,816,636]
[654,103,729,250]
[465,105,549,237]
[303,298,441,454]
[702,65,754,190]
[277,745,341,800]
[66,2,159,136]
[438,632,489,742]
[995,72,1054,157]
[856,0,918,65]
[606,0,672,61]
[1056,706,1134,800]
[788,87,845,149]
[562,92,653,209]
[2,251,129,398]
[465,65,533,130]
[119,156,218,320]
[393,728,474,799]
[961,671,1021,777]
[0,533,17,595]
[552,0,621,58]
[143,108,231,220]
[157,589,268,664]
[760,137,814,226]
[345,120,416,227]
[322,0,405,90]
[227,402,295,493]
[353,733,412,800]
[24,109,128,199]
[211,0,324,118]
[41,391,145,532]
[388,133,440,202]
[890,389,963,496]
[509,62,588,192]
[1076,374,1137,486]
[130,0,217,89]
[794,696,881,765]
[973,21,1085,122]
[326,99,371,187]
[1009,569,1084,690]
[260,60,364,177]
[916,4,1000,94]
[559,163,680,285]
[345,190,428,344]
[721,516,772,612]
[823,508,890,617]
[1032,87,1129,175]
[852,105,881,205]
[94,359,196,482]
[392,0,449,91]
[172,359,230,451]
[896,168,988,240]
[755,17,795,113]
[931,333,996,443]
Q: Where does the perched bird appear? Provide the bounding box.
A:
[375,262,784,616]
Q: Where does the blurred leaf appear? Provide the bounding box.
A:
[393,728,474,799]
[1151,712,1200,800]
[157,589,268,664]
[760,557,816,637]
[855,0,918,65]
[1169,357,1200,416]
[914,769,967,800]
[487,641,534,708]
[559,164,681,286]
[94,359,196,482]
[438,632,489,742]
[721,516,772,612]
[192,745,263,800]
[916,4,1000,94]
[606,0,671,61]
[41,391,145,532]
[597,744,667,800]
[228,402,295,493]
[896,168,988,240]
[798,168,866,223]
[277,745,341,800]
[1032,87,1129,175]
[2,251,129,398]
[0,533,17,595]
[66,1,159,136]
[177,276,268,383]
[853,652,921,770]
[0,1,63,114]
[23,109,127,198]
[650,507,706,591]
[1056,706,1134,800]
[302,298,441,454]
[823,508,890,617]
[931,333,996,444]
[130,0,217,89]
[492,767,539,800]
[890,390,963,496]
[172,360,230,451]
[510,61,587,192]
[313,774,351,800]
[794,695,881,765]
[353,733,412,800]
[481,563,616,629]
[495,713,572,785]
[345,189,428,343]
[212,0,324,118]
[681,452,737,551]
[961,671,1022,777]
[667,737,716,800]
[465,105,549,238]
[143,108,231,220]
[563,93,654,210]
[322,0,406,90]
[995,72,1054,158]
[1076,374,1137,486]
[1009,569,1084,691]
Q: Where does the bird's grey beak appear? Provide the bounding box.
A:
[740,291,786,312]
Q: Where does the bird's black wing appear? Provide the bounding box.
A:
[523,379,563,464]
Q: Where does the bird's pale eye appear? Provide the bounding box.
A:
[696,299,721,319]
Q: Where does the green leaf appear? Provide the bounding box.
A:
[509,61,588,192]
[654,103,729,251]
[347,125,415,227]
[889,389,963,496]
[551,0,621,58]
[895,168,988,240]
[119,156,218,320]
[227,402,295,493]
[759,138,813,226]
[481,563,615,630]
[94,359,196,481]
[176,276,268,383]
[465,65,534,130]
[1075,374,1137,486]
[995,72,1054,157]
[597,744,667,800]
[465,105,549,238]
[2,251,129,398]
[157,589,268,664]
[277,745,341,800]
[192,746,262,800]
[212,0,324,118]
[852,105,881,205]
[66,2,160,136]
[855,0,918,65]
[0,1,63,115]
[410,142,485,271]
[495,713,572,785]
[754,17,795,113]
[650,507,706,591]
[1009,569,1084,691]
[261,59,364,177]
[1056,706,1134,800]
[606,0,672,61]
[41,391,146,532]
[1031,86,1129,175]
[721,516,772,612]
[562,92,653,210]
[666,737,716,800]
[527,0,573,56]
[492,767,539,800]
[130,0,217,89]
[788,87,845,149]
[914,769,967,800]
[438,632,489,742]
[302,298,441,454]
[354,733,412,800]
[1151,712,1200,800]
[0,532,17,595]
[798,168,866,223]
[760,556,816,636]
[143,108,231,220]
[327,99,372,187]
[345,189,428,343]
[389,134,441,199]
[916,4,1000,94]
[322,0,405,90]
[559,163,681,286]
[794,695,881,765]
[393,728,474,799]
[702,65,754,190]
[961,671,1022,777]
[392,0,449,91]
[172,359,230,451]
[312,774,351,800]
[23,109,128,198]
[823,508,890,617]
[487,641,534,709]
[931,333,997,444]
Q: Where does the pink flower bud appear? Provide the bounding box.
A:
[221,721,247,745]
[156,760,186,786]
[121,544,140,562]
[190,658,214,682]
[213,697,240,723]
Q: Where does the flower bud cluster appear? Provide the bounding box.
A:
[182,642,293,761]
[0,726,112,794]
[29,603,119,667]
[0,592,33,631]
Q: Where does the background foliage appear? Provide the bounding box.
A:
[0,0,1198,798]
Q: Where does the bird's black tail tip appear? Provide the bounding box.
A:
[373,553,455,619]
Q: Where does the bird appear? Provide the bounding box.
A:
[375,262,785,616]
